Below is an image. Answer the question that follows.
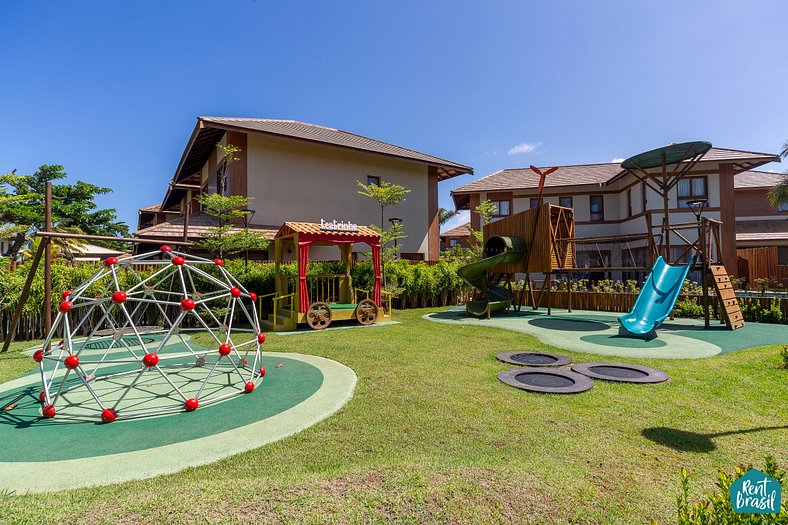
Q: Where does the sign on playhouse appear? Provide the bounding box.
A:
[729,468,782,514]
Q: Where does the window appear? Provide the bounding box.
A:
[490,200,511,216]
[641,182,647,212]
[367,175,380,186]
[559,196,573,209]
[529,198,540,209]
[589,195,604,221]
[677,176,707,208]
[449,239,461,247]
[627,188,633,217]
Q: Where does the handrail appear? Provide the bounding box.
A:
[257,293,295,331]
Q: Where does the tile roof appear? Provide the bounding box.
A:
[440,223,471,238]
[734,170,787,189]
[735,219,788,242]
[134,214,278,240]
[139,204,162,212]
[452,147,780,196]
[200,117,473,178]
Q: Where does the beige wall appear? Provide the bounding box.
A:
[243,133,431,258]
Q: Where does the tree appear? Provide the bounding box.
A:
[356,180,411,229]
[194,143,269,258]
[438,207,458,226]
[766,140,788,210]
[194,193,269,258]
[0,165,128,259]
[468,199,497,260]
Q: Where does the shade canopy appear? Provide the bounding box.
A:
[621,141,712,170]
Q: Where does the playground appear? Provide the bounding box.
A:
[0,308,784,522]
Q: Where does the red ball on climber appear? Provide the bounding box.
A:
[101,408,117,423]
[64,355,79,369]
[230,287,241,298]
[104,257,118,267]
[59,301,72,313]
[181,298,196,311]
[160,245,172,253]
[218,343,232,356]
[112,291,127,304]
[257,333,266,344]
[33,349,44,363]
[42,404,56,418]
[142,353,159,367]
[213,258,224,266]
[244,381,255,393]
[184,398,199,411]
[172,256,185,266]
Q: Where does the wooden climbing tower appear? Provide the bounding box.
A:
[709,265,744,330]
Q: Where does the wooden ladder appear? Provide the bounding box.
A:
[709,265,744,330]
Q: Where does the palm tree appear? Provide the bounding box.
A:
[438,207,459,226]
[21,227,89,263]
[767,140,788,210]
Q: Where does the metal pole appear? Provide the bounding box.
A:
[44,181,53,335]
[701,218,710,329]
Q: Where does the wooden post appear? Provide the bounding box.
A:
[701,219,710,329]
[182,190,192,244]
[546,274,552,316]
[43,181,53,335]
[2,238,49,352]
[567,272,573,313]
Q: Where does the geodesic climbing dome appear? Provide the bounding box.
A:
[33,246,266,422]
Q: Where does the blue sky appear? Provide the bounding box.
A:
[1,1,786,232]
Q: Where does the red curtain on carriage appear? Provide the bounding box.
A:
[298,241,310,313]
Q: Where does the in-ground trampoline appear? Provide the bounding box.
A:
[571,362,669,384]
[496,351,572,367]
[497,368,594,394]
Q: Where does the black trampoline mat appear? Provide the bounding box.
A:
[588,365,649,379]
[498,368,594,394]
[496,351,572,367]
[515,372,575,388]
[572,362,670,384]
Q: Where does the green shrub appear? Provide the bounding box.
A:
[673,297,704,319]
[780,346,788,370]
[677,456,786,524]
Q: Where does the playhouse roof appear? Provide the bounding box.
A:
[275,222,380,245]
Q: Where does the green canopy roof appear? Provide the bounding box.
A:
[621,141,712,170]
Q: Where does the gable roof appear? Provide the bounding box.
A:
[440,223,471,238]
[134,214,278,241]
[160,117,473,211]
[734,170,786,189]
[452,146,780,209]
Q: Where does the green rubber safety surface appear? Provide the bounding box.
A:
[425,307,788,359]
[0,355,321,462]
[0,351,356,493]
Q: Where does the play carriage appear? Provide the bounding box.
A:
[261,221,393,331]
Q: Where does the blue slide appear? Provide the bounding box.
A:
[618,256,694,338]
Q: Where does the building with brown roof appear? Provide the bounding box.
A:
[439,223,473,250]
[451,147,783,276]
[135,117,472,261]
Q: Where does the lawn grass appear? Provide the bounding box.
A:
[0,308,786,524]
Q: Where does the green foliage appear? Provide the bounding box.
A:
[368,222,407,263]
[753,277,780,293]
[194,193,269,258]
[766,173,788,210]
[677,456,786,524]
[438,207,458,226]
[780,345,788,369]
[673,297,705,319]
[356,179,411,228]
[474,199,497,224]
[0,164,128,254]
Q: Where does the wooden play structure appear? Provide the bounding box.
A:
[262,222,392,331]
[463,142,744,333]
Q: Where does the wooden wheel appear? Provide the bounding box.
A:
[306,302,332,330]
[355,299,378,325]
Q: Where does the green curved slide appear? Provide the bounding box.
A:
[457,236,525,318]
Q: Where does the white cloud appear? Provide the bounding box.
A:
[611,157,625,163]
[507,141,543,155]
